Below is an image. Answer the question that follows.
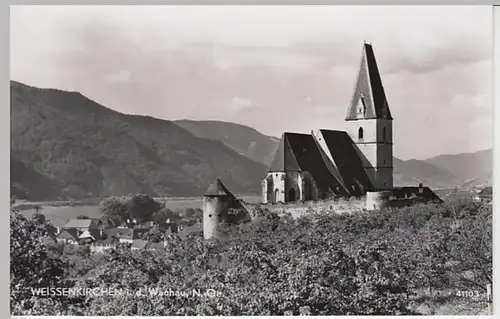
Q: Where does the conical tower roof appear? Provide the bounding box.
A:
[346,42,392,121]
[204,178,236,197]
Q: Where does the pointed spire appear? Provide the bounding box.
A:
[204,178,236,197]
[346,43,392,121]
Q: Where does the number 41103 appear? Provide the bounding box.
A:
[456,290,480,298]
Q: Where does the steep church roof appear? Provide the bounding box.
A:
[268,132,349,197]
[268,133,301,172]
[318,130,374,195]
[346,43,393,121]
[204,178,235,197]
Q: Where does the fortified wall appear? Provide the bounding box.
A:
[202,178,442,239]
[252,197,366,219]
[251,184,442,219]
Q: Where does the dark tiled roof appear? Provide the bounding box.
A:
[57,228,79,240]
[204,178,236,197]
[268,133,301,172]
[122,228,149,240]
[104,228,133,239]
[164,223,179,234]
[392,187,442,202]
[479,186,492,196]
[284,132,347,197]
[346,43,392,121]
[319,130,374,195]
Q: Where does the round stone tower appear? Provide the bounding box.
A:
[203,178,236,240]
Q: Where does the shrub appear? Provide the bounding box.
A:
[10,209,70,314]
[11,199,492,316]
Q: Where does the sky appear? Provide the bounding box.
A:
[10,5,493,160]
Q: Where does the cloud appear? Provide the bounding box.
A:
[312,105,342,116]
[102,70,131,83]
[230,96,255,111]
[451,93,491,112]
[9,6,493,160]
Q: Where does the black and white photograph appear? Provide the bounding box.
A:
[9,5,494,316]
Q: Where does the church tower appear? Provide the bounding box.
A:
[345,42,393,190]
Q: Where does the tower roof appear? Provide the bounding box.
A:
[346,43,393,121]
[204,178,236,197]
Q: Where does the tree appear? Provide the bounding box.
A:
[13,198,490,316]
[10,209,69,314]
[152,208,179,224]
[125,194,162,223]
[99,197,129,226]
[449,204,492,291]
[31,212,47,224]
[34,205,42,214]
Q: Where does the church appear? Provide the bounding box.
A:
[262,42,395,204]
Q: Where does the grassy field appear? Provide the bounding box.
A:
[18,195,262,227]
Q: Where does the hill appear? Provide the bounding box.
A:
[424,149,492,187]
[10,81,267,200]
[11,81,491,201]
[174,120,280,165]
[10,157,66,201]
[392,158,461,189]
[177,120,491,190]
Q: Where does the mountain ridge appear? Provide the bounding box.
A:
[10,81,267,200]
[175,120,492,190]
[10,80,492,201]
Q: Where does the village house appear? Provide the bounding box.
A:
[78,229,103,244]
[63,218,99,233]
[131,239,148,250]
[56,228,79,245]
[131,239,167,251]
[177,222,202,239]
[119,228,150,244]
[90,236,120,253]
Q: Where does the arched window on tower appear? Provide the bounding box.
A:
[358,127,364,140]
[382,127,387,142]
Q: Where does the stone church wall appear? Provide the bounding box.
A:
[256,197,366,219]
